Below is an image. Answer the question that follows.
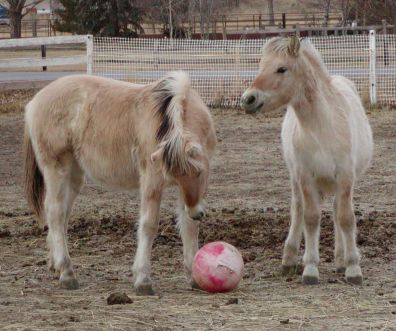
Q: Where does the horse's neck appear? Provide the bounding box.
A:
[290,81,334,132]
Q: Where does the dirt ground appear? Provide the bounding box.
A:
[0,91,395,330]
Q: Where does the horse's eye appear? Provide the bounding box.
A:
[276,67,287,74]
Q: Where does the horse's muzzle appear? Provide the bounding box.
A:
[240,89,264,114]
[187,204,205,221]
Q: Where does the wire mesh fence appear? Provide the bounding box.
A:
[376,34,396,106]
[92,34,396,107]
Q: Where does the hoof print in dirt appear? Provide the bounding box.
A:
[225,298,239,305]
[327,278,339,284]
[107,292,133,305]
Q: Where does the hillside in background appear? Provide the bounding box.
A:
[227,0,329,15]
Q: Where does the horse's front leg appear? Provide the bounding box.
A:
[282,179,304,275]
[301,178,321,285]
[177,197,200,288]
[132,174,163,295]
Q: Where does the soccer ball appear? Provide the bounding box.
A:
[192,241,244,293]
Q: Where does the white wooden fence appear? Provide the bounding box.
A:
[0,35,93,74]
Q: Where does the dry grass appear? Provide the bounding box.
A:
[0,89,37,114]
[0,105,395,330]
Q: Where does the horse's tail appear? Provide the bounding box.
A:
[23,122,45,228]
[153,71,195,173]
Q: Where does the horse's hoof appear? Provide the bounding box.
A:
[282,264,303,276]
[48,256,56,273]
[281,264,296,276]
[336,267,346,274]
[59,276,79,290]
[135,284,155,296]
[191,279,202,290]
[302,275,319,285]
[346,275,363,286]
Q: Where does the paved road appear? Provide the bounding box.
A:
[0,71,84,82]
[0,68,395,83]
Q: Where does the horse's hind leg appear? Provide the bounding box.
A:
[177,197,199,288]
[44,160,83,290]
[333,198,345,274]
[335,179,362,285]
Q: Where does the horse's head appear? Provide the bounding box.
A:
[241,36,302,114]
[151,139,209,220]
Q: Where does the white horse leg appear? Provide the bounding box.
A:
[132,175,162,295]
[44,165,79,289]
[177,197,200,288]
[301,179,321,285]
[333,199,345,273]
[282,179,303,274]
[335,180,362,285]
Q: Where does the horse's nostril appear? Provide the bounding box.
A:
[246,95,256,105]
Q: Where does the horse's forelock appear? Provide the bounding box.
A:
[263,38,330,82]
[162,137,199,175]
[262,37,290,57]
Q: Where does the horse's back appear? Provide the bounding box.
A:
[331,75,373,177]
[25,75,145,187]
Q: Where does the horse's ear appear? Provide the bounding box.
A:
[151,146,164,164]
[288,36,300,57]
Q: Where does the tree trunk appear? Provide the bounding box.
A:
[267,0,274,26]
[187,0,196,39]
[9,11,23,38]
[324,0,331,27]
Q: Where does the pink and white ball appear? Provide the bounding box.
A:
[192,241,244,293]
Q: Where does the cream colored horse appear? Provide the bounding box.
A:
[241,37,373,285]
[24,72,216,294]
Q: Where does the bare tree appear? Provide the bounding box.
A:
[198,0,233,38]
[339,0,352,25]
[267,0,274,26]
[0,0,44,38]
[187,0,197,38]
[143,0,188,37]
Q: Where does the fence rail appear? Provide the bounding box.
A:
[92,32,396,107]
[0,35,93,72]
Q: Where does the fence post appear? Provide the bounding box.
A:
[382,19,387,34]
[295,23,300,37]
[369,30,377,105]
[86,35,93,75]
[41,45,47,71]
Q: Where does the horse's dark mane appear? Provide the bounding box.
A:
[152,73,195,174]
[154,77,177,142]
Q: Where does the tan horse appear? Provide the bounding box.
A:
[241,37,373,285]
[23,72,217,294]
